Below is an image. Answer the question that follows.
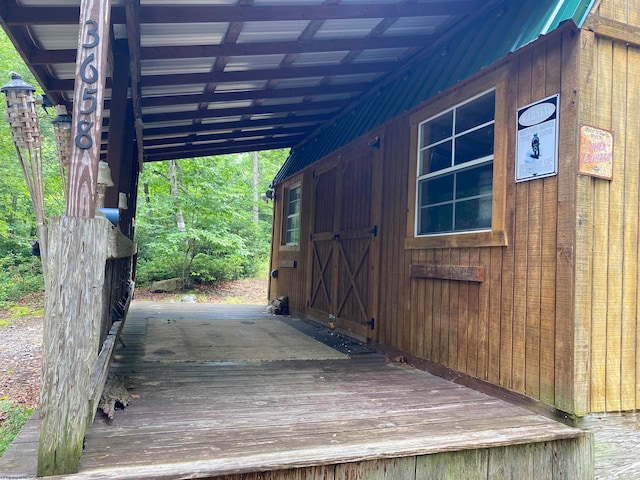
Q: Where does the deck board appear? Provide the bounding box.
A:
[0,303,587,479]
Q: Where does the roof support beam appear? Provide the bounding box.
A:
[48,61,397,91]
[144,139,296,162]
[124,0,144,167]
[141,113,331,138]
[5,2,482,24]
[137,98,349,124]
[30,35,433,65]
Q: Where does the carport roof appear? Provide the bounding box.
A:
[0,0,593,168]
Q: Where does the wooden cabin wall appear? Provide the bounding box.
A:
[271,27,584,414]
[270,172,309,311]
[576,15,640,412]
[375,28,580,415]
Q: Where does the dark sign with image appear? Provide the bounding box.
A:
[516,94,559,182]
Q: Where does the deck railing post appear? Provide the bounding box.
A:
[37,216,109,475]
[37,0,112,475]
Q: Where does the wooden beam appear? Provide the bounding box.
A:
[107,226,138,259]
[143,125,311,147]
[47,61,396,91]
[409,264,485,283]
[124,0,144,168]
[66,0,112,218]
[87,319,125,425]
[130,83,364,109]
[5,2,481,25]
[104,40,129,209]
[583,13,640,48]
[138,99,348,124]
[143,139,295,162]
[31,35,433,65]
[142,113,330,138]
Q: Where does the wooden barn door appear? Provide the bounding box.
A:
[308,143,381,338]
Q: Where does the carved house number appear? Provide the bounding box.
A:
[75,19,100,150]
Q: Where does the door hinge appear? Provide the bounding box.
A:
[366,318,375,330]
[369,225,378,237]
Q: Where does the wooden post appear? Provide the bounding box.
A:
[37,217,110,475]
[37,0,112,475]
[66,0,112,218]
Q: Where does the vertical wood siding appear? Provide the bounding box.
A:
[577,3,640,412]
[272,21,640,414]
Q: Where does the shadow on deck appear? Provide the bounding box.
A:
[1,303,592,479]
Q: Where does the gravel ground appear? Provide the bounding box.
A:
[0,314,42,409]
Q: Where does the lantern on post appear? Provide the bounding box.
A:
[97,159,114,209]
[1,72,48,277]
[51,105,72,202]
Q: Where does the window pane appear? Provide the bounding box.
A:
[287,187,301,215]
[421,110,453,147]
[420,140,452,175]
[454,124,494,165]
[454,196,492,231]
[419,175,454,206]
[419,204,453,234]
[456,163,493,200]
[456,91,495,133]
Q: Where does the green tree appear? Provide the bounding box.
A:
[135,150,285,286]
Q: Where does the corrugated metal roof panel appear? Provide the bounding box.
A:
[238,21,309,43]
[273,0,592,185]
[140,24,227,47]
[141,58,215,76]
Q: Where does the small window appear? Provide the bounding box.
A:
[416,90,495,236]
[284,185,301,246]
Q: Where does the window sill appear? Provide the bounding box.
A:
[404,230,508,250]
[279,244,300,252]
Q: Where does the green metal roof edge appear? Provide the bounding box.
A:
[272,0,595,185]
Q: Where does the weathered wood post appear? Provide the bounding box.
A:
[37,0,112,475]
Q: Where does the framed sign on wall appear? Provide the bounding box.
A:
[515,94,559,182]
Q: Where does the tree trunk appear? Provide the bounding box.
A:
[169,159,186,232]
[252,151,260,223]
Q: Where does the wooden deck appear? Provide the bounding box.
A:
[0,303,592,479]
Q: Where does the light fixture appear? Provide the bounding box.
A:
[1,72,47,276]
[51,105,72,202]
[97,160,114,209]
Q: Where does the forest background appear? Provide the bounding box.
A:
[0,29,286,310]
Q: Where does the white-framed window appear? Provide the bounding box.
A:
[284,185,301,246]
[415,89,496,236]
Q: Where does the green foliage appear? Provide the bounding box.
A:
[0,29,64,306]
[135,151,285,286]
[0,399,33,457]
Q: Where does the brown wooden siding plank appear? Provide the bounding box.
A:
[513,48,533,395]
[500,60,519,392]
[441,246,452,366]
[572,30,595,415]
[432,250,443,362]
[590,37,614,413]
[414,250,426,358]
[623,46,640,410]
[457,249,469,373]
[424,250,436,360]
[448,249,461,369]
[540,34,561,407]
[604,41,627,412]
[488,246,503,385]
[477,248,491,381]
[467,248,481,378]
